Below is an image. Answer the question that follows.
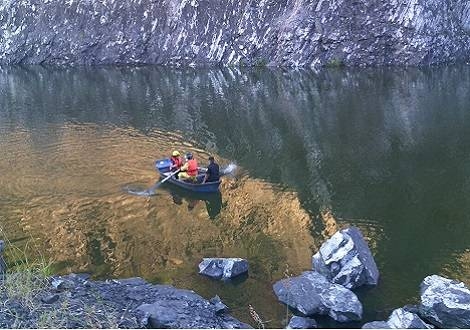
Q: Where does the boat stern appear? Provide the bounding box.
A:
[155,158,172,173]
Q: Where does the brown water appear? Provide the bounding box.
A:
[1,65,470,327]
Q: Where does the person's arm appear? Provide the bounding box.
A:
[202,166,211,183]
[180,162,189,172]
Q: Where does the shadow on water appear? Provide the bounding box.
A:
[164,184,223,220]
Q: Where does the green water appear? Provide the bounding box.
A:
[1,65,470,327]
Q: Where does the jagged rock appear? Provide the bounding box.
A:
[419,275,470,328]
[287,315,318,329]
[312,226,379,289]
[273,271,362,322]
[388,308,433,329]
[198,258,248,280]
[0,272,249,328]
[210,295,229,315]
[1,1,470,67]
[362,308,433,329]
[136,286,250,328]
[362,321,391,328]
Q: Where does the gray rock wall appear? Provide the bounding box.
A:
[1,0,470,67]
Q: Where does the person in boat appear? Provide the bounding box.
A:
[178,152,198,182]
[170,150,183,171]
[202,156,220,183]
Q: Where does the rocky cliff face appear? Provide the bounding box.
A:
[1,0,470,67]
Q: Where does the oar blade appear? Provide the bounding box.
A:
[123,182,161,196]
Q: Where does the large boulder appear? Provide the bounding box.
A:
[287,316,317,329]
[273,271,362,322]
[199,258,248,280]
[362,307,433,329]
[136,285,251,328]
[418,275,470,328]
[312,226,379,289]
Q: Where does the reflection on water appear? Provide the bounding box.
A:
[1,65,470,327]
[166,187,223,220]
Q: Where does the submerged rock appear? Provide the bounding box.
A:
[198,258,248,280]
[419,275,470,328]
[287,315,318,329]
[273,271,362,322]
[312,226,379,289]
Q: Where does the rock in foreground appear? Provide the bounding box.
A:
[419,275,470,328]
[312,226,379,289]
[362,321,391,329]
[137,286,249,328]
[287,315,318,329]
[362,307,433,329]
[0,273,250,329]
[273,271,362,322]
[199,258,249,280]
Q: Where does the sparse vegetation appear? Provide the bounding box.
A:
[283,263,294,326]
[0,231,136,328]
[248,304,266,329]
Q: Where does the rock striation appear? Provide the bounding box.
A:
[419,275,470,328]
[273,271,362,322]
[1,0,470,67]
[312,226,379,289]
[287,315,318,329]
[362,307,433,329]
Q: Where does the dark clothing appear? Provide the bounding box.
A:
[205,162,220,182]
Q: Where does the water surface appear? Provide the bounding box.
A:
[1,65,470,327]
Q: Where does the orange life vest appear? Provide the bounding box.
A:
[187,159,198,176]
[171,156,183,169]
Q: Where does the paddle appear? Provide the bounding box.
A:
[145,168,181,194]
[125,169,180,196]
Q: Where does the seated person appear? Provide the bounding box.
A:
[178,152,198,182]
[202,156,220,183]
[170,150,183,171]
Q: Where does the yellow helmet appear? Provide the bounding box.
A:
[172,150,180,157]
